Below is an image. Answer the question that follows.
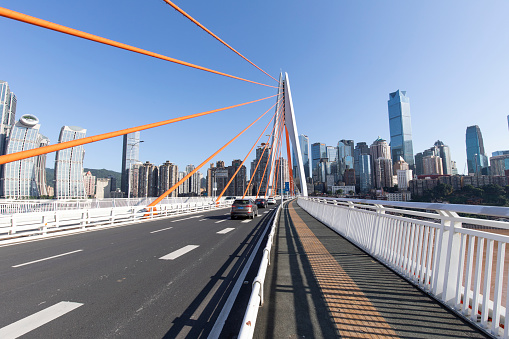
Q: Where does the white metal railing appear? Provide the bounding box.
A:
[0,196,243,215]
[0,199,234,242]
[298,196,509,337]
[238,203,282,339]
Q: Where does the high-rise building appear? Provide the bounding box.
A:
[250,146,270,196]
[466,125,488,174]
[0,80,17,156]
[54,126,87,199]
[83,171,96,197]
[158,160,178,197]
[226,159,247,196]
[422,155,443,175]
[374,158,393,189]
[138,161,158,198]
[359,154,372,193]
[177,171,188,195]
[121,132,141,196]
[95,178,111,199]
[393,156,409,174]
[311,143,327,180]
[354,142,370,188]
[35,135,49,197]
[490,151,509,176]
[2,115,45,198]
[397,169,413,191]
[185,164,201,195]
[433,140,453,175]
[388,90,414,168]
[370,137,392,190]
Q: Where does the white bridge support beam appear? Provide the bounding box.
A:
[267,72,307,197]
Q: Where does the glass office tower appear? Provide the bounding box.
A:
[2,115,43,198]
[121,132,141,196]
[311,142,326,180]
[54,126,87,199]
[388,90,414,168]
[466,125,488,174]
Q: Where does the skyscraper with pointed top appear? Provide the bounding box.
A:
[388,90,414,168]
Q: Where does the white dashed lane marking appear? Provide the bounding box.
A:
[12,250,83,268]
[215,219,227,224]
[171,215,203,223]
[0,301,83,338]
[241,220,252,223]
[150,227,173,234]
[159,245,199,260]
[217,228,235,234]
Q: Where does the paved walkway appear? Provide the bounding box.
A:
[254,200,490,338]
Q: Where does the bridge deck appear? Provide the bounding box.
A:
[254,200,489,338]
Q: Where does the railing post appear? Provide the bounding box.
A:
[432,210,462,303]
[55,211,60,228]
[41,214,47,235]
[370,204,385,256]
[345,201,355,238]
[81,210,87,229]
[110,208,115,225]
[10,214,16,235]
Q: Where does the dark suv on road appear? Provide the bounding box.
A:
[231,199,258,219]
[255,198,267,208]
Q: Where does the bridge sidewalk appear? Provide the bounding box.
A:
[254,199,489,338]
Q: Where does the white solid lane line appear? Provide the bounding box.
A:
[215,219,227,224]
[217,228,235,234]
[160,245,199,260]
[150,227,173,234]
[12,250,83,268]
[0,301,83,338]
[171,215,203,223]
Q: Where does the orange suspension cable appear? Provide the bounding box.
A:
[257,110,284,198]
[246,103,282,198]
[0,7,278,89]
[162,0,279,84]
[0,94,277,165]
[148,102,275,207]
[271,123,285,197]
[285,123,294,194]
[214,97,282,204]
[263,111,285,197]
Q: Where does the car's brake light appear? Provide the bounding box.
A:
[246,205,252,208]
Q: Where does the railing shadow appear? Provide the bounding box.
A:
[161,212,271,338]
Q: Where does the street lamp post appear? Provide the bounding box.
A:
[128,140,144,205]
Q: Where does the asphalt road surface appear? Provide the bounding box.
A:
[0,205,278,338]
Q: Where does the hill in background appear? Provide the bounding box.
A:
[46,168,121,190]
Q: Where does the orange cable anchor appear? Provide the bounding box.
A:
[214,97,282,204]
[0,94,277,165]
[162,0,279,84]
[0,7,278,89]
[147,102,277,208]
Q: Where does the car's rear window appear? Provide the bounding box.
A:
[234,200,250,205]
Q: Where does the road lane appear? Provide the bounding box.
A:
[0,206,276,338]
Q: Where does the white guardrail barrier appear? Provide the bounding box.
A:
[0,198,235,242]
[298,196,509,337]
[238,202,282,339]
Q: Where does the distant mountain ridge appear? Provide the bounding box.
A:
[45,168,121,190]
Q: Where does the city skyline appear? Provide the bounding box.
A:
[0,2,508,178]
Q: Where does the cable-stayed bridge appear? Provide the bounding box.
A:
[0,3,507,338]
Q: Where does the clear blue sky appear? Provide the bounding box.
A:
[1,1,508,176]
